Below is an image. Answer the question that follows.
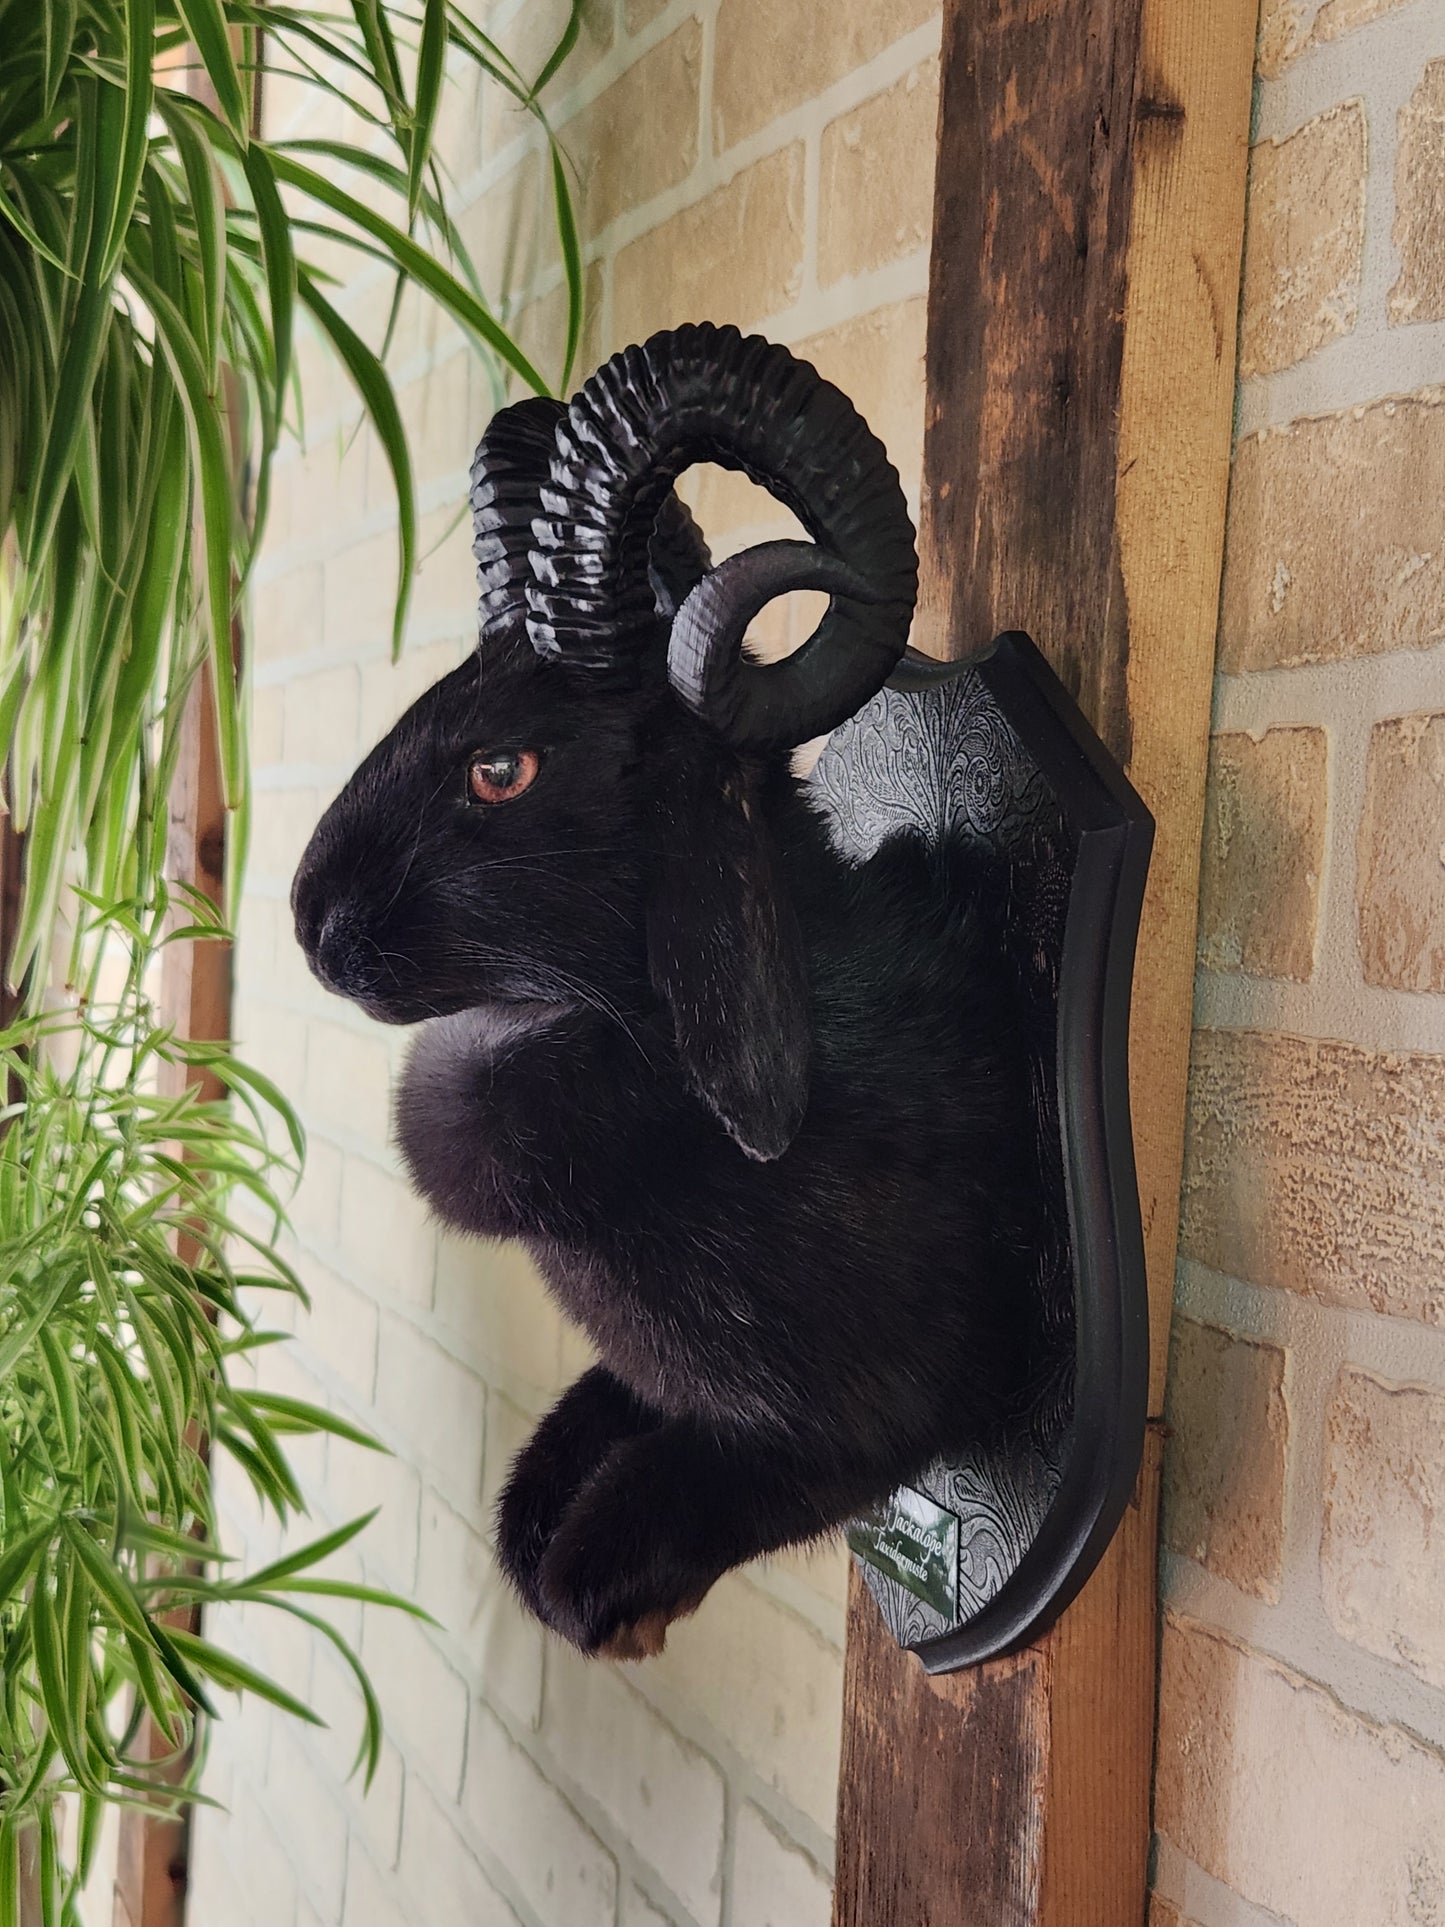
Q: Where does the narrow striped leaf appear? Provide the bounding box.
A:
[270,151,549,394]
[296,268,416,654]
[99,0,156,282]
[173,0,251,145]
[408,0,448,223]
[126,263,242,806]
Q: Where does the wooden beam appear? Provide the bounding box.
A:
[113,667,231,1927]
[833,0,1256,1918]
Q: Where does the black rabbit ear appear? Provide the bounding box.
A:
[646,760,810,1162]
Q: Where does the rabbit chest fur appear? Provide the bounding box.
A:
[292,324,1040,1658]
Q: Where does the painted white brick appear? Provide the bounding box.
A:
[480,1388,535,1536]
[623,1884,678,1927]
[435,1231,566,1394]
[731,1804,832,1927]
[361,1603,469,1800]
[302,1019,392,1142]
[545,1645,726,1926]
[374,1313,487,1507]
[398,1777,526,1927]
[326,1433,422,1595]
[338,1156,438,1309]
[647,1573,843,1834]
[343,1846,415,1927]
[265,1722,349,1924]
[297,1256,380,1404]
[461,1701,619,1926]
[418,1487,545,1730]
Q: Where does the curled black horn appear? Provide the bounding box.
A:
[526,322,919,750]
[471,396,710,649]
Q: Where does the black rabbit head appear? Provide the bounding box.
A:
[292,324,919,1158]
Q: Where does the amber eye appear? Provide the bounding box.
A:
[470,747,543,801]
[468,749,540,804]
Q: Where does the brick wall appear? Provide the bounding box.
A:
[1152,2,1445,1922]
[185,3,941,1924]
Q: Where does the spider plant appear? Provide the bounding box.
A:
[0,3,583,1915]
[0,0,583,980]
[0,890,425,1921]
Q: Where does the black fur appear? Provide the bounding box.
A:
[292,629,1039,1654]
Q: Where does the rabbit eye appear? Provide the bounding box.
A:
[468,749,540,804]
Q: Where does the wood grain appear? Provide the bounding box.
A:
[1115,0,1259,1405]
[835,0,1256,1918]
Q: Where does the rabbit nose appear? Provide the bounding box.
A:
[309,902,375,999]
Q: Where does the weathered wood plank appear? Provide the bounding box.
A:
[835,0,1256,1916]
[1115,0,1259,1403]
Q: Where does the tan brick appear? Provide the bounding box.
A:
[249,785,322,887]
[1197,726,1327,981]
[612,146,805,346]
[418,1487,544,1729]
[324,535,402,656]
[457,154,545,314]
[406,345,477,485]
[1358,711,1445,992]
[251,686,285,767]
[1239,102,1365,378]
[712,0,938,151]
[482,0,615,159]
[647,1572,842,1834]
[252,564,324,665]
[1157,1614,1445,1924]
[569,22,701,238]
[1256,0,1413,77]
[1146,1901,1196,1927]
[512,260,606,398]
[625,0,670,30]
[819,59,938,286]
[731,1805,831,1927]
[360,638,467,748]
[411,502,482,636]
[375,1313,487,1501]
[545,1646,725,1925]
[796,299,928,501]
[398,1776,525,1927]
[283,664,361,767]
[1219,393,1445,672]
[462,1701,618,1924]
[1182,1030,1445,1323]
[1163,1318,1288,1601]
[1323,1366,1445,1689]
[1392,62,1445,327]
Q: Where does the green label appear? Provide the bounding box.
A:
[847,1486,959,1619]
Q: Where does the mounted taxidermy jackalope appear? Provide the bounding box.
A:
[293,322,1150,1664]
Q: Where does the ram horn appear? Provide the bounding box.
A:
[471,396,710,650]
[526,322,918,749]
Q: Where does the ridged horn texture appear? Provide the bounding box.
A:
[471,397,710,650]
[526,322,919,752]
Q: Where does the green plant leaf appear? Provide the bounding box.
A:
[296,268,416,655]
[408,0,448,222]
[173,0,251,145]
[269,150,549,393]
